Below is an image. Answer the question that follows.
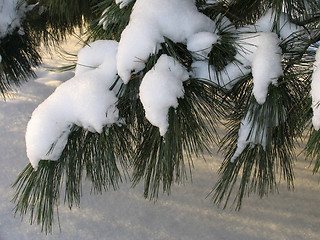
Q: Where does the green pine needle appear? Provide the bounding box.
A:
[132,78,230,200]
[12,124,133,233]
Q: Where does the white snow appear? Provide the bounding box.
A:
[115,0,133,8]
[187,32,219,60]
[191,31,282,97]
[230,111,267,162]
[0,0,31,39]
[255,9,305,40]
[116,0,215,83]
[25,40,121,168]
[251,32,282,104]
[311,47,320,130]
[231,32,282,104]
[139,55,189,136]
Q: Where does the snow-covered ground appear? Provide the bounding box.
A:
[0,39,320,240]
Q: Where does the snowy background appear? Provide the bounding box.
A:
[0,38,320,240]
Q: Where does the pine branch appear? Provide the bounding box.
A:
[0,29,41,97]
[8,0,320,232]
[305,129,320,174]
[26,0,99,45]
[12,124,133,233]
[88,0,134,42]
[211,59,311,209]
[132,78,230,199]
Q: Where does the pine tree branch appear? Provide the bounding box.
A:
[12,124,133,233]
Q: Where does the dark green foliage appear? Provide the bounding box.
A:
[12,162,62,233]
[0,0,101,98]
[161,37,193,71]
[305,129,320,174]
[26,0,99,44]
[0,29,41,97]
[88,0,135,42]
[208,19,237,72]
[131,78,229,199]
[212,57,312,208]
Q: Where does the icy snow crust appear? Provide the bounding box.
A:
[25,0,305,166]
[26,40,120,168]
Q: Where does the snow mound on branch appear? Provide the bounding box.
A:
[115,0,133,8]
[117,0,215,83]
[139,55,189,136]
[251,32,282,104]
[187,31,219,60]
[231,111,267,162]
[0,0,30,39]
[26,40,121,168]
[0,0,35,61]
[191,32,282,99]
[231,32,282,104]
[255,9,304,40]
[311,47,320,130]
[75,40,117,74]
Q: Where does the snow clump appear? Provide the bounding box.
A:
[187,31,219,60]
[0,0,35,61]
[0,0,34,39]
[230,111,267,162]
[250,32,282,104]
[115,0,133,8]
[191,31,282,99]
[311,47,320,130]
[26,40,121,168]
[116,0,215,83]
[255,9,304,40]
[139,55,189,136]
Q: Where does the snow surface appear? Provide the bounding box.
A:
[0,35,319,240]
[311,47,320,130]
[139,55,189,136]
